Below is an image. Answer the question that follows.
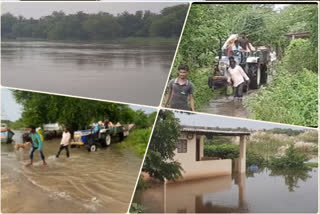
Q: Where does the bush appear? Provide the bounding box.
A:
[283,39,317,73]
[122,129,151,157]
[270,144,308,169]
[246,150,266,167]
[204,144,239,159]
[130,203,145,213]
[246,67,318,126]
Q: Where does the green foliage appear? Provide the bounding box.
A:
[270,145,308,169]
[143,110,183,181]
[205,136,232,145]
[204,144,239,159]
[1,5,188,40]
[265,128,304,136]
[129,203,145,213]
[246,150,266,167]
[283,39,317,73]
[12,90,154,131]
[305,162,318,168]
[121,129,152,157]
[246,67,318,126]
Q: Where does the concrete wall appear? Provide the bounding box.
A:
[173,133,232,181]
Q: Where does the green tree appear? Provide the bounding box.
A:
[143,110,183,181]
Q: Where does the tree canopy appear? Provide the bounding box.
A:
[1,4,188,40]
[143,110,183,181]
[12,90,156,130]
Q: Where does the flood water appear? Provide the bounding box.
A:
[2,131,142,213]
[201,89,258,118]
[1,41,176,106]
[135,167,318,213]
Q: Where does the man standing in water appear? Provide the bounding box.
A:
[26,126,47,167]
[227,57,250,101]
[56,127,71,158]
[165,65,195,111]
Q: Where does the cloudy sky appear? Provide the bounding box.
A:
[1,2,187,19]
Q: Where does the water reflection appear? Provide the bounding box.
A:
[136,167,318,213]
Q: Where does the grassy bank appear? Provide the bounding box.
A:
[116,128,152,157]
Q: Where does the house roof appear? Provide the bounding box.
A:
[181,126,250,136]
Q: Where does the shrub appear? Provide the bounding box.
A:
[204,144,239,159]
[122,129,151,157]
[270,144,308,169]
[283,39,317,73]
[130,203,145,213]
[246,67,318,126]
[246,150,266,167]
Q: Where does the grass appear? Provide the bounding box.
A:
[116,128,151,157]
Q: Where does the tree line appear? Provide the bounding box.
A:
[11,90,157,131]
[1,4,188,40]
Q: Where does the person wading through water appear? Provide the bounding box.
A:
[25,125,47,167]
[56,127,71,158]
[226,57,250,101]
[165,65,195,111]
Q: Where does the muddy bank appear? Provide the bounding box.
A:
[2,137,142,213]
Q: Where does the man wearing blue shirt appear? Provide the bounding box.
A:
[26,126,47,167]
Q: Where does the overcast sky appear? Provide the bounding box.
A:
[174,111,313,131]
[1,88,156,122]
[1,2,187,19]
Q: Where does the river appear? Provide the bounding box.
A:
[1,41,176,106]
[134,167,318,213]
[2,131,142,213]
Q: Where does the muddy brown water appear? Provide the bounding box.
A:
[1,41,176,106]
[2,131,142,213]
[135,167,318,213]
[201,89,259,118]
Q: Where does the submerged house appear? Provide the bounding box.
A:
[172,125,250,181]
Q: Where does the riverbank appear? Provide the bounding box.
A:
[2,37,179,47]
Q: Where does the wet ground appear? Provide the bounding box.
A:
[2,131,142,213]
[135,167,318,213]
[202,89,258,118]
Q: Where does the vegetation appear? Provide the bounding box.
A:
[143,110,183,181]
[1,5,188,41]
[246,66,318,126]
[269,145,309,169]
[11,90,156,131]
[204,144,239,159]
[168,4,318,119]
[246,150,266,167]
[118,129,152,157]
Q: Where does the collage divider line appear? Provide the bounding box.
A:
[157,1,192,108]
[126,108,161,214]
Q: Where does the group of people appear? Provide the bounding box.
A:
[24,126,72,167]
[165,34,252,111]
[165,60,249,111]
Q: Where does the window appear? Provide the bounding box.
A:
[177,139,187,153]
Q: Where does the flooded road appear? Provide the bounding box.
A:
[201,89,258,118]
[135,167,318,213]
[1,41,176,106]
[2,131,142,213]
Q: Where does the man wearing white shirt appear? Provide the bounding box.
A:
[56,128,71,158]
[226,57,250,101]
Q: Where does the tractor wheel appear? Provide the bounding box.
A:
[88,143,97,152]
[249,64,261,89]
[105,134,111,146]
